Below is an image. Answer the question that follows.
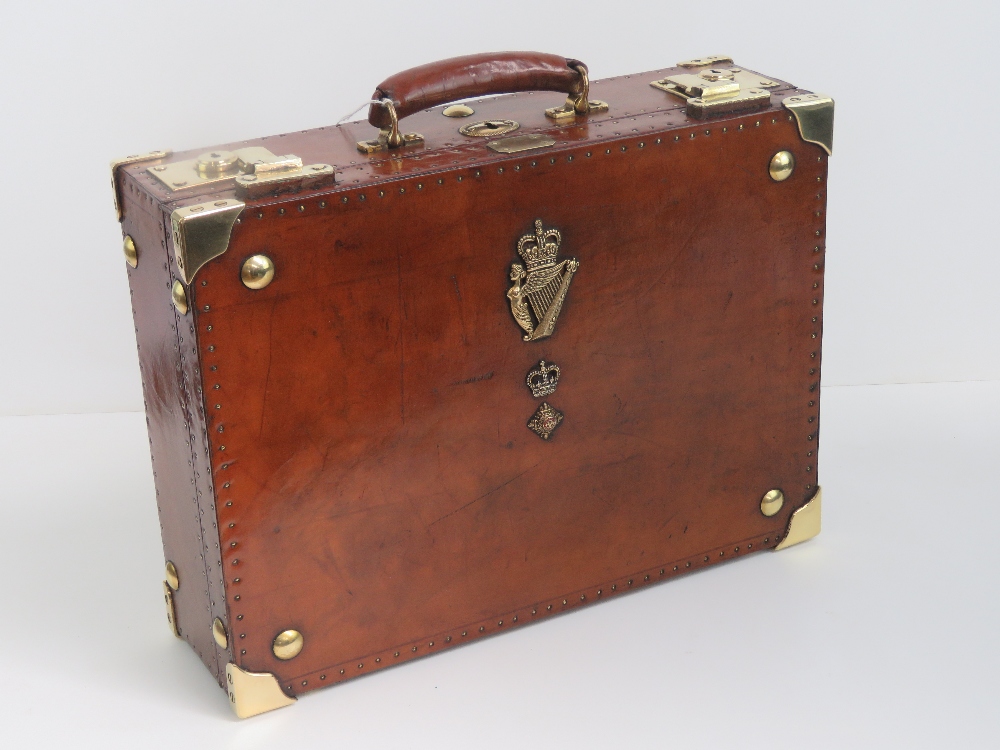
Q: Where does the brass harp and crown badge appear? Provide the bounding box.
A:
[507,220,579,341]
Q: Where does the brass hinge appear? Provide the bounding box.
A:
[110,150,172,221]
[148,147,335,198]
[677,54,734,68]
[651,66,780,118]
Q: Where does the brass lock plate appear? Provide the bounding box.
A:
[650,67,779,118]
[459,119,520,137]
[148,147,334,194]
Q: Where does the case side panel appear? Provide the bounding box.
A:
[181,267,232,684]
[120,172,226,683]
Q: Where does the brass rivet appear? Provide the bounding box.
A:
[443,104,475,117]
[123,235,138,268]
[171,280,188,314]
[212,617,228,649]
[165,561,179,591]
[760,489,785,517]
[272,629,304,660]
[241,255,275,290]
[769,151,795,182]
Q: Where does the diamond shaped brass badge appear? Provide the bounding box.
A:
[527,402,564,440]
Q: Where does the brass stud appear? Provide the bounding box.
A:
[212,617,228,649]
[769,150,795,182]
[171,280,188,314]
[123,235,138,268]
[760,489,785,517]
[165,561,179,591]
[272,629,304,660]
[443,104,475,117]
[241,255,275,290]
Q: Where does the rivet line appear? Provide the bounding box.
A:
[283,533,778,694]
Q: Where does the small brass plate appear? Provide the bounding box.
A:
[443,104,475,117]
[486,134,556,154]
[459,119,519,137]
[272,629,304,660]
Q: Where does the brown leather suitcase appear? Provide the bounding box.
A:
[111,51,832,718]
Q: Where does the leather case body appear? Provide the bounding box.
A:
[112,53,830,715]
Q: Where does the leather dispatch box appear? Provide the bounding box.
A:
[111,52,832,718]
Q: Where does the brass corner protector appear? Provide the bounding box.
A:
[110,150,172,221]
[783,94,834,155]
[225,663,296,719]
[775,487,822,550]
[170,200,245,284]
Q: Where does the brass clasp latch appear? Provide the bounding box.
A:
[148,147,335,197]
[650,60,780,118]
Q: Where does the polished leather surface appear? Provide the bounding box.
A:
[121,60,826,699]
[368,52,582,128]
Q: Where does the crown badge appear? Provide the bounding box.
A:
[526,360,560,398]
[507,220,579,341]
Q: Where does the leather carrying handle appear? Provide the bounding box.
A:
[368,52,586,129]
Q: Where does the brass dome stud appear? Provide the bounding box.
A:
[165,561,179,591]
[212,617,229,649]
[171,280,188,314]
[241,255,275,290]
[272,630,304,660]
[769,150,795,181]
[760,489,785,517]
[443,104,475,117]
[123,235,138,267]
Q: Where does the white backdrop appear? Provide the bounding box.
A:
[2,4,999,746]
[1,0,997,416]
